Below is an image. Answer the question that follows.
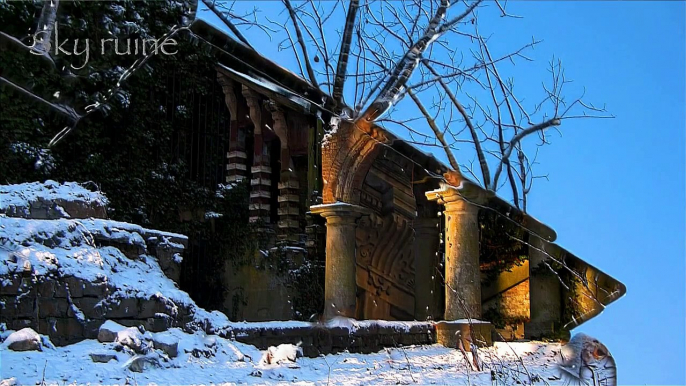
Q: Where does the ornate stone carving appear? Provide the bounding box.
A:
[242,86,262,136]
[355,212,416,306]
[366,268,391,297]
[321,119,390,205]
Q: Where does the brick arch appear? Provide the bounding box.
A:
[321,119,389,204]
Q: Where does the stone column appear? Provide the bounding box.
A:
[426,184,482,320]
[310,203,371,319]
[525,236,563,339]
[413,217,440,321]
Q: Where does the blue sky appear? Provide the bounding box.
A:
[200,1,685,383]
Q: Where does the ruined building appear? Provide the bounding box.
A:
[178,20,625,341]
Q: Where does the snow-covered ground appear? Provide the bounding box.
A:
[1,328,571,386]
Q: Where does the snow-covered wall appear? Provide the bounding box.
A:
[0,182,200,345]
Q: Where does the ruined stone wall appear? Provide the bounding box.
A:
[229,321,435,357]
[0,183,193,346]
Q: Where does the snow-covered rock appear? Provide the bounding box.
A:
[115,327,149,354]
[89,351,118,363]
[97,320,126,343]
[151,332,179,358]
[124,353,162,373]
[0,378,17,386]
[260,342,303,365]
[2,328,42,351]
[0,180,108,220]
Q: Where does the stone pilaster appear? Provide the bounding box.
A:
[413,217,440,321]
[310,203,371,319]
[525,236,563,339]
[243,86,271,224]
[278,178,301,241]
[268,101,301,241]
[217,74,247,183]
[426,184,482,320]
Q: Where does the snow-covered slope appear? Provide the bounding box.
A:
[0,328,596,386]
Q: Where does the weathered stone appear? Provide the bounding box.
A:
[146,315,172,332]
[127,355,161,373]
[54,318,84,339]
[97,320,126,343]
[89,352,118,363]
[72,297,104,319]
[138,299,168,319]
[64,277,85,298]
[152,333,179,358]
[435,320,493,349]
[0,277,22,295]
[3,328,42,351]
[9,296,35,318]
[104,298,139,318]
[36,280,55,297]
[82,281,110,297]
[38,298,69,318]
[426,185,482,320]
[9,319,34,331]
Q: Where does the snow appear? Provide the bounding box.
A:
[0,180,108,214]
[0,325,586,385]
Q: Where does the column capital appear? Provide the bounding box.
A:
[310,202,371,225]
[425,183,480,214]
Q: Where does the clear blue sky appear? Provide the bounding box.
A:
[200,2,685,383]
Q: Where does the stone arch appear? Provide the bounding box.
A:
[321,119,389,204]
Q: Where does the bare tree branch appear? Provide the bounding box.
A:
[202,0,254,49]
[408,89,460,171]
[332,0,359,112]
[357,0,483,123]
[283,0,320,88]
[423,59,491,188]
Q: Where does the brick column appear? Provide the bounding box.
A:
[413,217,440,321]
[243,86,271,224]
[426,184,482,320]
[310,203,371,319]
[217,74,247,183]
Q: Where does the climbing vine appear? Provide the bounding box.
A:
[478,209,529,286]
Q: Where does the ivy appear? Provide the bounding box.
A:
[479,209,529,286]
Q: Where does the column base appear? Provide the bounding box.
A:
[435,320,493,348]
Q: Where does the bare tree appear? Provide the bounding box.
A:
[206,0,613,210]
